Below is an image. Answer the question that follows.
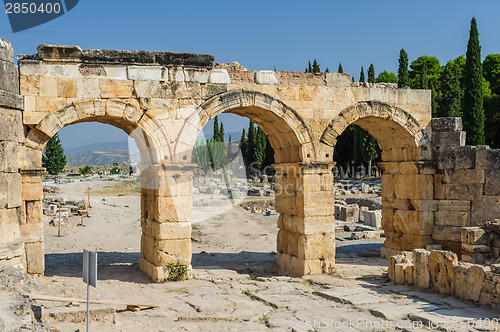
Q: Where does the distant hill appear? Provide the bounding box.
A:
[64,141,130,166]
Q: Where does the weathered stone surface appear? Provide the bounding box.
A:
[208,69,231,84]
[445,183,483,201]
[25,241,44,274]
[461,227,491,245]
[471,200,500,227]
[454,262,485,301]
[437,146,476,169]
[255,71,278,85]
[0,38,14,62]
[0,173,21,208]
[0,141,18,173]
[413,249,430,288]
[484,169,500,195]
[431,117,462,132]
[432,225,462,242]
[0,60,19,94]
[432,131,465,147]
[476,146,500,170]
[0,109,23,142]
[428,250,458,294]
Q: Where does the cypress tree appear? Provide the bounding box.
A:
[352,76,355,83]
[398,49,409,88]
[306,61,313,73]
[463,17,485,145]
[246,121,256,167]
[325,68,330,73]
[368,64,375,83]
[213,116,220,141]
[338,63,343,73]
[312,59,320,73]
[226,135,233,164]
[254,127,267,170]
[42,133,67,175]
[439,60,462,117]
[219,122,225,142]
[239,128,247,165]
[359,66,365,83]
[263,136,275,173]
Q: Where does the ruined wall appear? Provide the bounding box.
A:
[0,38,24,269]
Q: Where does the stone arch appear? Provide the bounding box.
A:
[23,99,171,165]
[173,89,315,163]
[320,100,431,162]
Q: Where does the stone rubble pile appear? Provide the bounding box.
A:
[388,224,500,308]
[334,200,382,228]
[334,182,381,196]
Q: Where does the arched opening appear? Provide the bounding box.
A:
[21,100,168,281]
[321,101,432,278]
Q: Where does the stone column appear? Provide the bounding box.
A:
[19,168,45,274]
[139,163,194,282]
[0,38,25,270]
[275,162,336,276]
[379,161,436,257]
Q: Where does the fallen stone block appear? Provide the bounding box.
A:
[454,262,485,302]
[429,250,458,294]
[413,249,431,288]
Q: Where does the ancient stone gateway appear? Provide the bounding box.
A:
[5,40,497,283]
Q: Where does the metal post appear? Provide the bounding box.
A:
[58,205,61,237]
[87,281,90,332]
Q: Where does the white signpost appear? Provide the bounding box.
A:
[83,249,97,332]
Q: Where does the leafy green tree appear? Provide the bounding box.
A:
[410,56,441,88]
[398,49,409,88]
[42,133,67,175]
[376,70,398,83]
[333,125,355,168]
[79,165,92,175]
[338,63,343,73]
[359,66,365,83]
[353,126,379,177]
[439,60,463,117]
[484,94,500,148]
[483,54,500,95]
[312,59,320,73]
[463,17,485,145]
[110,167,120,175]
[368,64,375,83]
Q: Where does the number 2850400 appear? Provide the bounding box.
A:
[5,2,62,14]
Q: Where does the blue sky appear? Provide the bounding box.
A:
[2,0,500,148]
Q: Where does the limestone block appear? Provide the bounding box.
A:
[275,252,333,276]
[437,146,476,169]
[388,251,412,281]
[255,70,278,85]
[183,68,209,83]
[394,263,406,284]
[434,210,470,227]
[25,241,44,274]
[20,75,39,96]
[363,210,382,228]
[410,199,437,212]
[142,220,191,240]
[0,173,21,208]
[432,225,462,242]
[35,97,67,115]
[431,117,462,132]
[277,229,300,257]
[76,78,100,99]
[133,80,161,98]
[394,174,433,200]
[428,250,458,294]
[461,243,491,253]
[0,38,14,62]
[296,191,335,217]
[437,200,471,211]
[471,200,500,227]
[38,76,58,97]
[413,249,431,288]
[20,222,43,242]
[433,173,445,199]
[127,65,167,81]
[57,78,77,98]
[0,60,19,94]
[22,182,43,201]
[393,210,433,236]
[100,85,133,98]
[0,141,18,172]
[381,208,395,233]
[445,183,482,201]
[0,208,21,242]
[49,64,80,77]
[484,169,500,195]
[454,263,485,302]
[19,61,48,76]
[297,232,335,260]
[337,204,359,223]
[25,201,43,224]
[476,146,500,170]
[207,69,231,84]
[145,195,193,223]
[0,109,23,142]
[399,234,434,251]
[461,227,492,245]
[404,262,414,285]
[325,73,351,87]
[280,214,336,235]
[444,168,484,184]
[432,131,465,147]
[0,240,24,261]
[141,234,191,266]
[101,65,127,79]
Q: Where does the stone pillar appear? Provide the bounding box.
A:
[138,163,194,282]
[0,38,25,270]
[19,168,45,274]
[379,161,436,257]
[275,162,336,276]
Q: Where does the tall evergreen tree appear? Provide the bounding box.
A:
[398,49,409,88]
[263,136,275,173]
[338,63,343,73]
[439,60,463,117]
[42,133,67,175]
[359,66,365,83]
[312,59,320,73]
[463,17,485,145]
[368,64,375,83]
[239,128,247,164]
[246,121,256,167]
[219,122,225,142]
[352,76,355,83]
[254,127,267,170]
[213,116,220,141]
[325,68,330,73]
[306,61,313,73]
[419,62,429,89]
